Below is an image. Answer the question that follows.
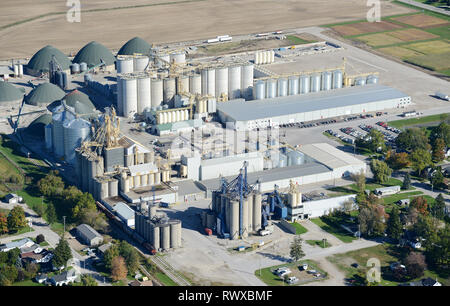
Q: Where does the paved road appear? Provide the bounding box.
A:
[397,0,450,16]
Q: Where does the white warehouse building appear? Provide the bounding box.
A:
[216,84,411,130]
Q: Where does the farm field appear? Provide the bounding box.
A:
[391,13,449,28]
[0,0,412,59]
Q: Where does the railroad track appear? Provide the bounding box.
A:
[151,255,191,286]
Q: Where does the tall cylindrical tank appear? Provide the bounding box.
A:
[288,76,299,96]
[253,80,265,100]
[178,75,190,94]
[321,71,332,91]
[170,52,186,65]
[228,65,241,99]
[332,70,343,89]
[151,79,163,108]
[367,75,378,84]
[80,62,88,72]
[230,200,239,240]
[108,179,118,197]
[189,73,201,94]
[170,221,181,248]
[266,79,277,98]
[70,63,80,74]
[52,108,75,158]
[117,76,123,116]
[44,124,52,151]
[63,118,91,165]
[215,67,229,98]
[133,55,149,72]
[137,75,151,114]
[201,68,215,96]
[141,173,148,186]
[241,64,254,100]
[311,74,321,92]
[117,57,134,73]
[161,224,170,250]
[261,52,268,64]
[247,193,253,232]
[242,199,249,238]
[152,225,160,250]
[163,78,176,103]
[122,76,138,118]
[154,172,161,185]
[277,78,288,97]
[300,75,310,94]
[253,193,262,232]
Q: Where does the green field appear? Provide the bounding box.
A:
[155,272,178,286]
[12,279,45,287]
[286,35,315,45]
[388,113,449,129]
[290,222,308,235]
[310,217,357,243]
[255,260,326,286]
[329,178,404,195]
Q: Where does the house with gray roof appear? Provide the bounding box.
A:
[75,224,103,246]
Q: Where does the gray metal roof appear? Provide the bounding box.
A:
[76,224,102,241]
[26,45,71,73]
[199,161,331,191]
[73,41,115,67]
[113,202,135,221]
[118,37,152,56]
[217,84,409,122]
[0,81,24,102]
[25,82,66,106]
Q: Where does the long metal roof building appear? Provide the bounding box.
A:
[216,84,411,130]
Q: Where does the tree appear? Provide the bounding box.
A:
[404,252,427,279]
[341,199,355,215]
[367,129,386,153]
[406,207,419,226]
[24,262,38,279]
[81,210,108,232]
[351,170,366,193]
[118,241,140,275]
[410,196,428,216]
[7,206,27,232]
[52,238,72,269]
[425,223,450,267]
[358,204,387,237]
[432,138,446,162]
[0,264,18,284]
[431,194,446,220]
[46,203,57,224]
[409,149,432,177]
[431,122,450,147]
[289,236,305,262]
[37,170,64,197]
[36,234,45,244]
[386,150,410,170]
[386,206,403,241]
[71,192,96,222]
[370,159,392,184]
[7,248,20,266]
[103,244,120,271]
[430,168,445,190]
[111,256,128,281]
[396,128,430,152]
[79,274,98,286]
[0,212,8,234]
[402,173,411,190]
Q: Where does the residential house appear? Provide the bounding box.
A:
[20,244,43,254]
[0,238,34,252]
[409,277,442,286]
[374,186,401,196]
[35,274,48,284]
[75,224,103,246]
[3,193,23,204]
[50,269,77,286]
[129,280,154,286]
[21,250,53,264]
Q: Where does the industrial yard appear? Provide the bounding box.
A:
[1,0,449,289]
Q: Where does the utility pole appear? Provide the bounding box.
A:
[63,216,66,239]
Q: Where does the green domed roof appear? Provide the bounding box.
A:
[73,41,115,67]
[118,37,152,56]
[0,82,24,102]
[48,89,96,116]
[25,83,66,106]
[26,45,71,74]
[25,113,52,137]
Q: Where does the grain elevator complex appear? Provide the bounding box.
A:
[1,29,415,254]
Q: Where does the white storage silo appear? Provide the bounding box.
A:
[300,75,310,94]
[117,56,134,73]
[167,111,172,123]
[277,78,288,97]
[184,109,189,120]
[163,77,176,103]
[163,112,168,124]
[241,64,254,100]
[261,52,267,64]
[207,68,216,96]
[137,75,151,114]
[321,71,332,91]
[311,74,321,92]
[170,52,186,65]
[189,73,201,94]
[266,79,277,98]
[63,118,91,165]
[332,70,343,89]
[151,78,163,108]
[133,55,149,72]
[14,64,19,77]
[178,75,190,94]
[288,76,299,95]
[158,112,165,124]
[228,65,241,99]
[117,76,123,116]
[355,77,366,86]
[215,67,229,98]
[45,124,52,151]
[52,107,75,158]
[367,75,378,84]
[253,80,265,100]
[122,76,138,118]
[270,50,275,63]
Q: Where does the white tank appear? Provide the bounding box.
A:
[266,79,277,98]
[261,52,267,64]
[332,70,343,89]
[163,112,168,124]
[241,64,254,100]
[158,112,165,124]
[137,75,151,114]
[321,71,332,91]
[14,64,19,77]
[366,75,378,85]
[178,75,190,94]
[63,118,91,165]
[270,50,275,63]
[151,79,163,108]
[228,65,241,99]
[168,111,173,123]
[311,74,321,93]
[189,73,201,94]
[122,76,138,118]
[355,77,366,86]
[254,52,260,65]
[277,78,288,97]
[117,56,134,73]
[170,52,186,65]
[215,67,229,98]
[163,78,176,103]
[300,75,310,94]
[207,69,216,96]
[288,76,299,95]
[253,80,265,100]
[117,76,123,116]
[184,109,189,120]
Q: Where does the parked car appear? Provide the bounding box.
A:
[286,276,298,284]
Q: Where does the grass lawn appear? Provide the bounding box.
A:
[286,35,314,45]
[0,226,34,239]
[255,259,327,286]
[310,217,357,243]
[388,113,449,129]
[306,239,332,248]
[155,272,178,286]
[12,279,45,286]
[382,191,423,205]
[329,177,403,195]
[290,222,308,235]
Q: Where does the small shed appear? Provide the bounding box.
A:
[75,224,103,246]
